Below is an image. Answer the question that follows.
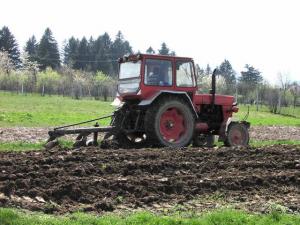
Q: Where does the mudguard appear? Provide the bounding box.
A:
[138,90,198,118]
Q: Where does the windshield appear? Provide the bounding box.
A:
[119,61,141,79]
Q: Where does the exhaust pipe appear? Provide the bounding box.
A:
[210,68,218,107]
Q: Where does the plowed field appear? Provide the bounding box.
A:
[0,145,299,214]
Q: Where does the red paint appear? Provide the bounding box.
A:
[117,54,238,135]
[159,107,186,142]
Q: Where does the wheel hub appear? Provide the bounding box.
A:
[230,127,246,145]
[159,108,186,142]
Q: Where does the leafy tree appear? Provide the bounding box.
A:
[63,36,79,66]
[0,26,20,67]
[289,81,300,108]
[24,35,38,62]
[0,50,14,74]
[20,51,39,84]
[36,67,60,95]
[146,46,155,54]
[93,71,116,101]
[37,28,60,70]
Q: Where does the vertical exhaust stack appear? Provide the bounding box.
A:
[210,68,217,108]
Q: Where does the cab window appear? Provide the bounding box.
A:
[144,59,172,86]
[176,61,195,87]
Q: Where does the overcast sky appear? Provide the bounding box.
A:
[1,0,299,83]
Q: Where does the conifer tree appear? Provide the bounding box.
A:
[146,46,155,54]
[24,35,38,62]
[158,42,169,55]
[37,28,60,70]
[63,36,79,66]
[0,26,20,67]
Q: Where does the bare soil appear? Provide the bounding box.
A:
[0,145,299,214]
[1,126,299,143]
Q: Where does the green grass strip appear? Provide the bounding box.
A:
[250,139,300,147]
[0,208,299,225]
[0,140,73,152]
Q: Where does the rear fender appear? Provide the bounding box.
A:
[138,91,198,118]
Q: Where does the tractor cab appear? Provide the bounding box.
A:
[117,54,197,102]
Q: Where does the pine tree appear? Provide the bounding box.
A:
[238,64,263,99]
[93,32,113,74]
[158,42,169,55]
[24,35,38,62]
[111,31,132,75]
[75,37,89,70]
[37,28,60,70]
[87,36,95,70]
[146,46,155,54]
[0,26,20,67]
[239,64,262,86]
[205,64,212,75]
[63,36,79,66]
[218,59,236,94]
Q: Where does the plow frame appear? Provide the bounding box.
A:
[46,115,115,148]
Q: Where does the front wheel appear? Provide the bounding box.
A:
[145,97,195,148]
[224,123,249,146]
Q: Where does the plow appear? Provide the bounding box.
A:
[46,54,250,149]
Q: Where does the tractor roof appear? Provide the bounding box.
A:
[119,54,193,63]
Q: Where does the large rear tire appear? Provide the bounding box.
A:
[145,97,195,148]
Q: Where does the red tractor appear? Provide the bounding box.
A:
[47,54,250,149]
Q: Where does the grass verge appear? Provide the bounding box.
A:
[236,105,300,126]
[0,140,73,152]
[0,92,113,127]
[250,139,300,147]
[1,91,300,127]
[0,208,299,225]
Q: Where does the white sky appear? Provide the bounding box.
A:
[1,0,299,83]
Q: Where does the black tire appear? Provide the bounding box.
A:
[193,134,214,147]
[224,123,249,146]
[145,96,195,148]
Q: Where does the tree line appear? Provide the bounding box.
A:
[0,26,175,75]
[197,61,300,114]
[0,26,176,100]
[0,25,299,113]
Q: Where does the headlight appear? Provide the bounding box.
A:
[118,78,140,94]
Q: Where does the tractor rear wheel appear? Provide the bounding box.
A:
[145,97,195,148]
[224,123,249,146]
